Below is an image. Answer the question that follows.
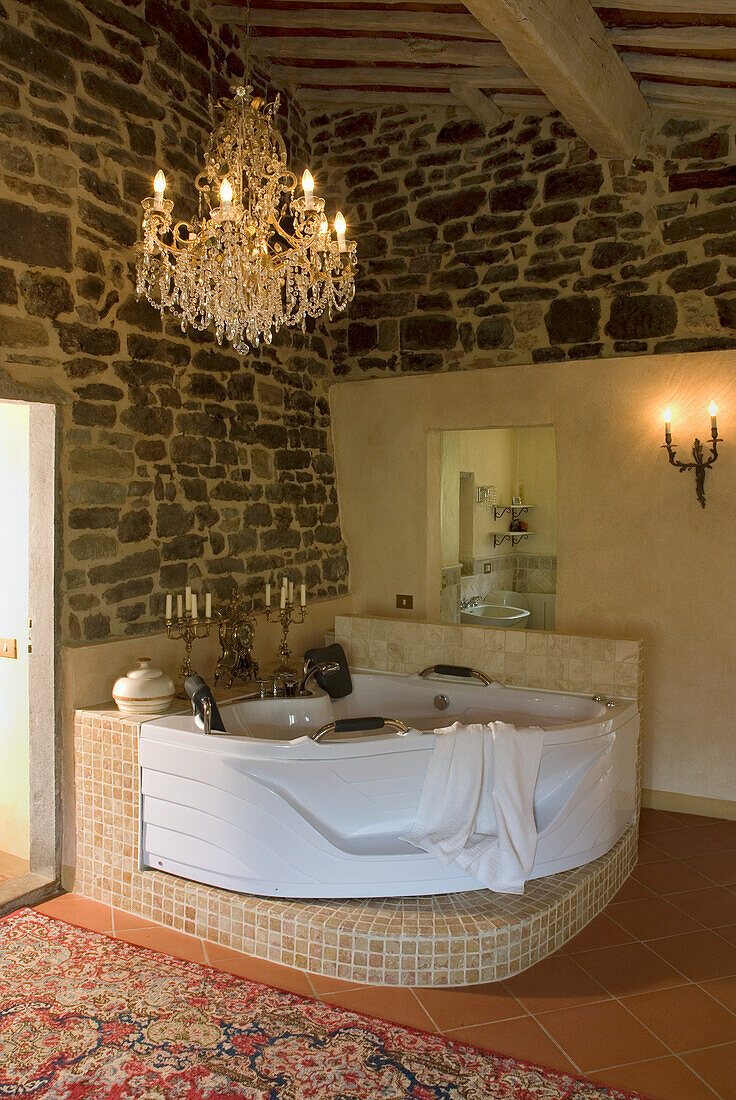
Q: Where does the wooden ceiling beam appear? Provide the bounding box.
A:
[641,80,736,116]
[461,0,649,156]
[622,52,736,84]
[250,35,511,66]
[595,0,735,11]
[609,26,736,50]
[297,88,459,109]
[494,91,553,113]
[450,83,504,125]
[215,7,498,40]
[272,64,534,90]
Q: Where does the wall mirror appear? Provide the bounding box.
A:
[439,427,557,631]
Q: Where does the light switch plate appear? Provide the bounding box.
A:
[0,637,18,659]
[396,594,413,610]
[484,562,492,573]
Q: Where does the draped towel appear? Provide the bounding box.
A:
[401,721,544,894]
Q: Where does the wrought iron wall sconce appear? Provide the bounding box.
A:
[662,402,721,508]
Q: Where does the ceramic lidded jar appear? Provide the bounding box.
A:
[112,657,176,717]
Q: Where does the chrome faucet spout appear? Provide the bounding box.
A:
[297,660,340,696]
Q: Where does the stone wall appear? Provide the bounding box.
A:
[309,106,736,374]
[0,0,348,644]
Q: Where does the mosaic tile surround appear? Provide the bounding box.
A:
[74,616,642,987]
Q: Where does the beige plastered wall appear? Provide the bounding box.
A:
[330,351,736,803]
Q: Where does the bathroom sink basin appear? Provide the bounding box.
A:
[460,603,530,628]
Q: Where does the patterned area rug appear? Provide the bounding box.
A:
[0,908,648,1099]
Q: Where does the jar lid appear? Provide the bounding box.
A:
[127,657,162,681]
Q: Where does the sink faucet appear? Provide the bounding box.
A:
[295,659,340,696]
[460,595,482,610]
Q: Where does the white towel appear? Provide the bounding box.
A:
[401,720,544,894]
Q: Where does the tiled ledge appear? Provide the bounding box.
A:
[334,615,642,699]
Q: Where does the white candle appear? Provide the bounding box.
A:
[165,593,172,620]
[205,592,212,620]
[335,211,346,251]
[300,584,306,607]
[289,580,294,604]
[219,177,233,212]
[191,593,198,621]
[185,586,192,612]
[280,586,287,609]
[265,582,271,606]
[177,594,183,620]
[153,169,166,210]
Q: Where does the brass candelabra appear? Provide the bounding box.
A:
[165,611,213,684]
[264,594,307,677]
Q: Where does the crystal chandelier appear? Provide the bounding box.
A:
[135,84,357,352]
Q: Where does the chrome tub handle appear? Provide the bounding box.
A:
[419,664,495,686]
[310,716,410,743]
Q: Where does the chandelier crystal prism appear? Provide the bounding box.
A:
[136,84,357,353]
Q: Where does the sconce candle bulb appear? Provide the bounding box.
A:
[664,406,672,445]
[302,169,314,209]
[219,177,233,212]
[335,211,347,252]
[710,401,718,437]
[153,170,166,210]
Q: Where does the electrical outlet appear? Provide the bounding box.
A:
[396,594,413,610]
[484,562,492,574]
[0,637,17,659]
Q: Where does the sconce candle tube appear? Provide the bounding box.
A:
[710,401,718,438]
[664,406,672,445]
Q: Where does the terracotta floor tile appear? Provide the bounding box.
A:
[538,1000,667,1073]
[320,986,438,1033]
[715,923,736,947]
[563,913,636,954]
[114,925,207,964]
[445,1015,576,1075]
[572,941,687,997]
[204,943,313,996]
[684,849,736,886]
[622,983,736,1052]
[650,828,726,859]
[504,954,609,1014]
[111,908,161,934]
[414,982,525,1031]
[593,1056,719,1100]
[670,812,723,827]
[638,808,686,836]
[669,886,736,929]
[633,858,714,896]
[649,929,736,982]
[35,895,113,935]
[308,973,363,996]
[637,839,671,865]
[684,1043,736,1100]
[697,820,736,849]
[609,876,653,902]
[608,895,702,940]
[701,975,736,1015]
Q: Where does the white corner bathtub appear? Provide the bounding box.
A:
[139,670,639,899]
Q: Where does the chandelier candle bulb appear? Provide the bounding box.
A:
[335,211,347,251]
[191,594,198,622]
[664,406,672,444]
[302,169,314,209]
[710,401,718,436]
[176,594,183,620]
[205,592,212,620]
[265,583,271,607]
[185,586,192,613]
[280,586,286,610]
[300,584,306,608]
[153,170,166,210]
[219,177,233,213]
[165,594,172,621]
[289,580,294,604]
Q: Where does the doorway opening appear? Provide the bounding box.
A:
[0,398,58,913]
